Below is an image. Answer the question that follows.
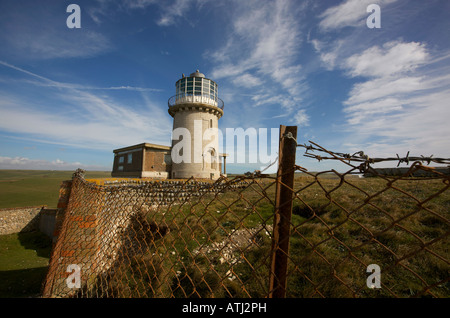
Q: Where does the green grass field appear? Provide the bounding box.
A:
[0,231,52,297]
[1,170,448,298]
[0,170,110,297]
[78,174,449,298]
[0,170,111,209]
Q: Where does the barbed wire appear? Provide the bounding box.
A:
[42,136,450,298]
[282,133,450,173]
[244,155,279,177]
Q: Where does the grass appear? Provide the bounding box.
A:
[3,170,448,298]
[0,169,109,297]
[0,231,52,297]
[124,174,449,298]
[0,170,111,209]
[286,175,450,297]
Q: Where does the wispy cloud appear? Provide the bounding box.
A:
[310,0,450,158]
[340,42,450,156]
[156,0,196,26]
[0,61,172,150]
[0,3,111,60]
[319,0,397,30]
[231,73,262,89]
[293,109,310,127]
[88,0,157,24]
[124,0,158,9]
[0,60,163,93]
[343,41,429,78]
[0,156,108,171]
[89,0,199,27]
[207,0,309,126]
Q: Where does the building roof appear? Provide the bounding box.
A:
[113,143,171,153]
[189,69,205,78]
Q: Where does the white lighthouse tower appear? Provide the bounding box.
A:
[168,70,224,180]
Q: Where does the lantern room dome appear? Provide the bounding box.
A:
[189,70,205,78]
[168,70,224,117]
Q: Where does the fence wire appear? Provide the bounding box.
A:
[42,145,450,298]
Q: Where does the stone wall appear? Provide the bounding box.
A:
[52,180,72,242]
[0,205,57,236]
[42,175,249,297]
[364,166,450,177]
[0,206,44,235]
[39,208,58,238]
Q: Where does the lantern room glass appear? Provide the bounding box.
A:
[175,77,218,104]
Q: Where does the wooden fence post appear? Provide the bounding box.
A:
[269,125,297,298]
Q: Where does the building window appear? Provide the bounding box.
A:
[127,153,132,164]
[211,148,217,170]
[118,166,124,171]
[164,154,172,164]
[118,156,124,164]
[175,77,218,101]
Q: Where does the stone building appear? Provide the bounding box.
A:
[111,143,171,178]
[111,70,226,180]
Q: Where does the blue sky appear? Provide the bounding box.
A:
[0,0,449,173]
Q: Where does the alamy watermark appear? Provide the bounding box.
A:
[171,121,278,168]
[366,264,381,289]
[66,4,81,29]
[367,4,381,29]
[66,3,381,30]
[66,264,81,289]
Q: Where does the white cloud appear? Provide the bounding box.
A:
[344,41,429,78]
[156,0,196,26]
[88,0,158,24]
[124,0,157,9]
[314,1,450,158]
[0,7,111,60]
[232,73,262,88]
[310,38,341,70]
[343,98,403,125]
[319,0,397,30]
[309,0,450,159]
[293,109,310,127]
[0,156,108,171]
[0,60,161,92]
[207,0,307,126]
[343,41,437,105]
[343,91,450,159]
[27,31,111,59]
[346,76,425,105]
[0,62,172,150]
[89,0,202,28]
[340,41,450,157]
[210,0,303,81]
[0,92,171,150]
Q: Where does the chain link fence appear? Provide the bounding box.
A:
[286,160,449,297]
[42,127,449,298]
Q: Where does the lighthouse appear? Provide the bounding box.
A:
[168,70,224,180]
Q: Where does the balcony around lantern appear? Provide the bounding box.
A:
[168,92,224,110]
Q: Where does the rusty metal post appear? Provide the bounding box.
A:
[269,125,297,298]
